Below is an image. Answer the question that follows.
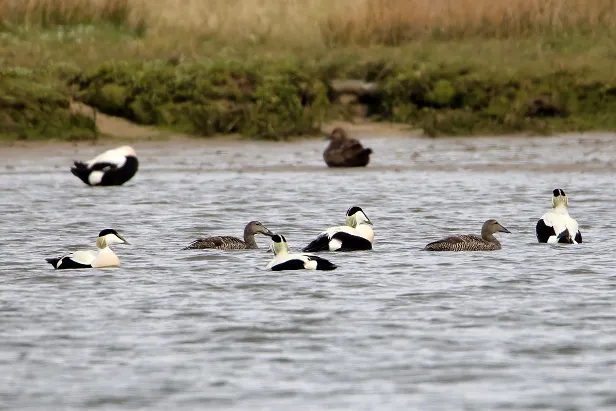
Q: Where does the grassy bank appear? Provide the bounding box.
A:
[2,0,616,140]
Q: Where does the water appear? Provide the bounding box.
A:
[1,133,616,410]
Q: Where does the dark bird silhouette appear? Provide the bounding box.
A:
[323,128,372,168]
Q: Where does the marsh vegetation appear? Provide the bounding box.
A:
[2,0,616,140]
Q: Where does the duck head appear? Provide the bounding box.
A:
[245,221,274,237]
[270,234,289,255]
[345,206,373,228]
[96,229,130,249]
[552,188,569,208]
[482,219,511,236]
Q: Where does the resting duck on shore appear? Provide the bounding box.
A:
[183,221,274,250]
[266,234,337,271]
[71,146,139,186]
[536,189,582,244]
[323,128,372,168]
[302,206,374,252]
[46,229,130,269]
[424,219,511,251]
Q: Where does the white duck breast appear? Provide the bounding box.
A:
[46,229,129,269]
[302,206,374,252]
[267,234,337,271]
[71,146,139,186]
[536,189,582,244]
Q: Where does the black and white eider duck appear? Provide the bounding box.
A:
[183,221,274,250]
[536,189,582,244]
[323,128,373,168]
[424,219,511,251]
[302,206,374,252]
[46,229,130,269]
[71,146,139,186]
[266,234,337,271]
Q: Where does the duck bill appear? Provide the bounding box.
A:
[262,229,275,237]
[498,225,511,234]
[118,234,130,244]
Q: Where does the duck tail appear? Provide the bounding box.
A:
[45,258,60,268]
[302,234,329,252]
[312,256,337,271]
[70,161,91,185]
[557,229,573,244]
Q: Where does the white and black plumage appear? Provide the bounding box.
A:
[46,229,130,269]
[71,146,139,186]
[536,189,582,244]
[266,234,337,271]
[302,206,374,252]
[424,219,511,251]
[183,221,274,250]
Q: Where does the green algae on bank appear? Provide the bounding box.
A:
[0,69,96,141]
[69,60,330,140]
[67,58,616,139]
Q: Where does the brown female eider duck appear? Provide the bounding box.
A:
[424,219,511,251]
[323,128,372,168]
[183,221,274,250]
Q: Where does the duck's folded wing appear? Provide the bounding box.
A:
[341,139,372,158]
[183,236,241,250]
[268,255,310,271]
[47,250,96,269]
[564,216,580,240]
[330,231,372,251]
[302,232,330,252]
[425,235,468,250]
[305,255,337,270]
[89,162,118,172]
[71,250,98,265]
[86,149,128,168]
[541,212,567,236]
[425,235,466,248]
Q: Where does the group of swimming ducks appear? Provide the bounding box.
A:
[45,139,582,270]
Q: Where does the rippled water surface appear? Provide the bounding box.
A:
[1,133,616,410]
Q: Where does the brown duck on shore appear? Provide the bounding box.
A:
[323,128,372,168]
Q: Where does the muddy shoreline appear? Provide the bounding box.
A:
[2,126,615,174]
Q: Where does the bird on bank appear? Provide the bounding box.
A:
[424,219,511,251]
[266,234,337,271]
[46,229,130,269]
[302,206,374,252]
[183,221,274,250]
[71,146,139,186]
[536,189,582,244]
[323,128,373,168]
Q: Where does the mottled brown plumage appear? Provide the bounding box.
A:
[424,219,511,251]
[323,128,372,168]
[183,221,274,250]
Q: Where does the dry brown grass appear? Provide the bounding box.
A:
[321,0,616,44]
[0,0,146,31]
[2,0,616,45]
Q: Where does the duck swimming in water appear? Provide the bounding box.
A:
[323,128,373,168]
[71,146,139,186]
[46,229,130,269]
[183,221,274,250]
[536,189,582,244]
[302,206,374,252]
[424,219,511,251]
[266,234,337,271]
